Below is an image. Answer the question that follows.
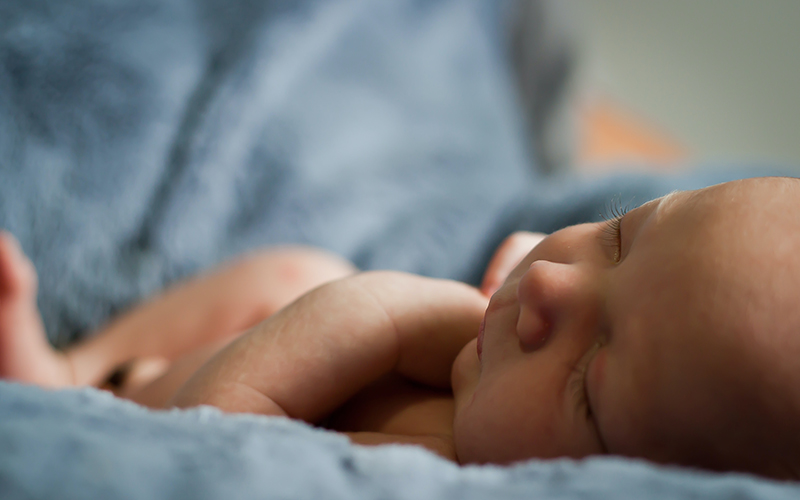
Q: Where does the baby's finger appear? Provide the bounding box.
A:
[480,231,547,297]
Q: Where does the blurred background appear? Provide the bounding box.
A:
[566,0,800,171]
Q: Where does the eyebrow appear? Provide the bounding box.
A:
[654,190,682,220]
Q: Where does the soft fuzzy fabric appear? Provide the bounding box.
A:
[3,382,800,499]
[1,0,798,498]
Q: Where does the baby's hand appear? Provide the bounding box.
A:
[480,231,547,297]
[355,272,488,389]
[171,272,487,422]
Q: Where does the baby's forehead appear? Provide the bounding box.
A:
[687,177,800,214]
[650,178,800,255]
[651,190,682,219]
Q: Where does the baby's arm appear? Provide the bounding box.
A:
[66,247,355,388]
[171,272,488,423]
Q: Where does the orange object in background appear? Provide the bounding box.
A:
[578,98,687,172]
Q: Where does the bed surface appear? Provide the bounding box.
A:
[1,0,799,498]
[4,382,800,500]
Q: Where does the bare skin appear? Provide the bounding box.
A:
[170,271,488,461]
[0,231,477,458]
[170,176,800,476]
[0,233,70,386]
[0,233,356,405]
[5,177,800,477]
[453,177,800,478]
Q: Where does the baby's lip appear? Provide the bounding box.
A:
[477,316,486,362]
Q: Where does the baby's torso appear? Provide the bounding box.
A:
[324,373,457,461]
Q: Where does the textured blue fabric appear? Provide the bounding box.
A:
[2,382,800,499]
[1,0,533,347]
[1,0,799,498]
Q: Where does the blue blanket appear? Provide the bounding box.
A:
[1,0,798,497]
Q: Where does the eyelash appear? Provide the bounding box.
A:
[569,341,603,419]
[569,358,592,419]
[599,199,631,261]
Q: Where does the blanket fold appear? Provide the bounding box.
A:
[1,0,798,498]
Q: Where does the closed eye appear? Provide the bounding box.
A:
[598,201,631,262]
[568,341,603,419]
[598,217,624,262]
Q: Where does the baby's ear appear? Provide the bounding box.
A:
[480,232,547,297]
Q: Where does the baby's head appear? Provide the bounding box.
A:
[452,176,800,478]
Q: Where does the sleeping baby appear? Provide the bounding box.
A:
[2,176,800,479]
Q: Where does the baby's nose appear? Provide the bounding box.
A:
[516,260,581,349]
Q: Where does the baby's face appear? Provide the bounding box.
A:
[452,177,800,474]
